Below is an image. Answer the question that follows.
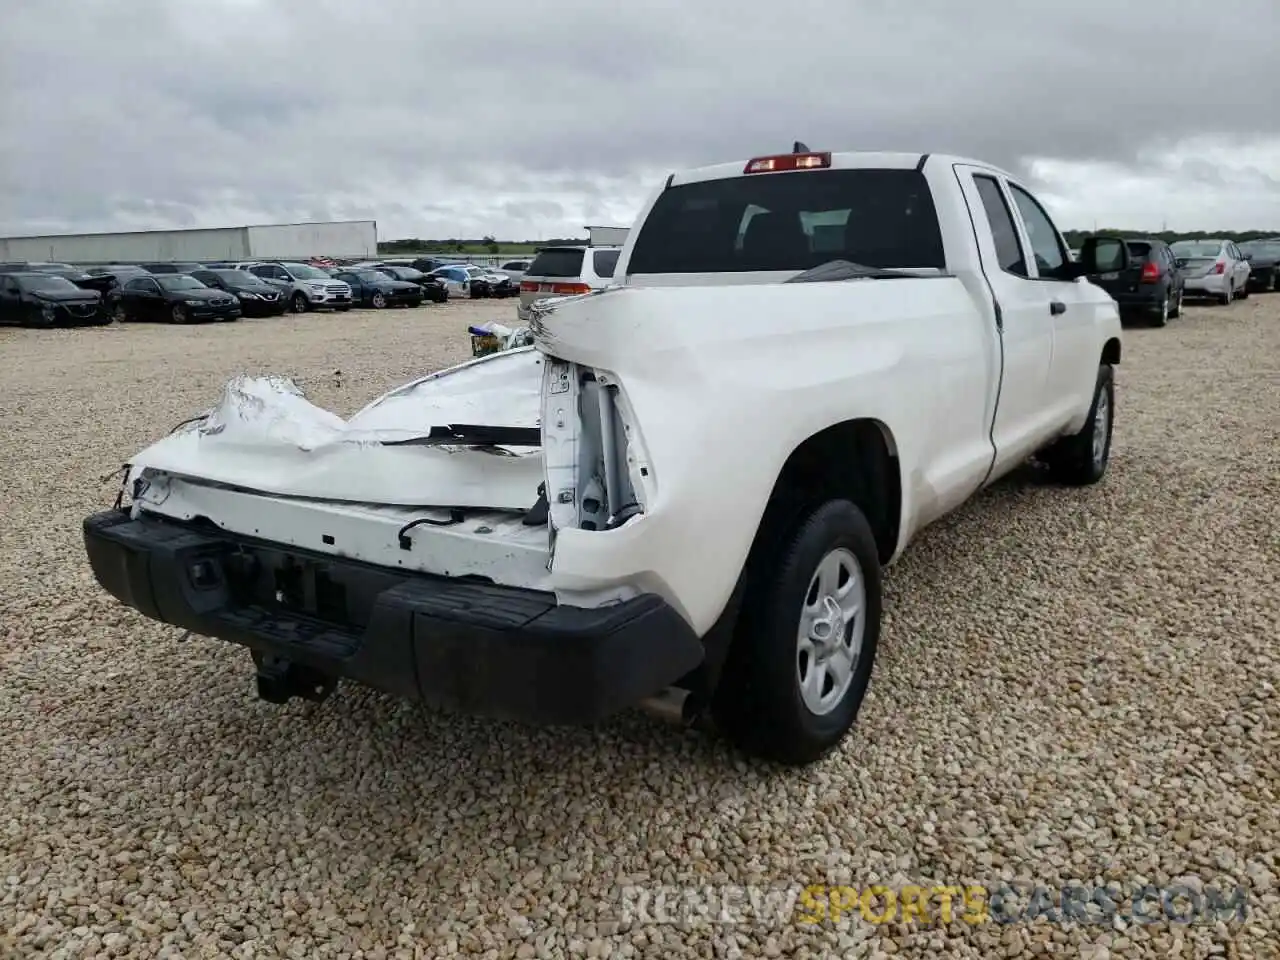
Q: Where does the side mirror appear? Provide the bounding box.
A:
[1076,236,1129,276]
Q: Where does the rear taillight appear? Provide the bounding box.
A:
[743,152,832,174]
[1140,262,1160,282]
[550,282,591,295]
[1213,262,1226,274]
[519,280,538,292]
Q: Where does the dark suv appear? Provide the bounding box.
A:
[1239,239,1280,293]
[1085,237,1184,327]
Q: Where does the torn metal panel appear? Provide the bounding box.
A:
[127,347,547,510]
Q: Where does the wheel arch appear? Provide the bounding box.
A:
[1102,337,1121,366]
[689,417,902,700]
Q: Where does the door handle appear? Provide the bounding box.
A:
[1049,300,1066,316]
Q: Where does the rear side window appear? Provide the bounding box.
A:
[592,249,620,278]
[527,248,586,278]
[973,175,1027,277]
[626,168,945,274]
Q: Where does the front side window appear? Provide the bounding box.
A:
[592,249,620,277]
[1007,184,1067,277]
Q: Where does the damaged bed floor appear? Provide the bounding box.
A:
[2,298,1279,959]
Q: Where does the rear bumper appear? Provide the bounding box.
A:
[1106,287,1166,310]
[1184,274,1228,295]
[1246,266,1275,290]
[83,510,704,725]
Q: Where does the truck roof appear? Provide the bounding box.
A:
[668,151,1014,187]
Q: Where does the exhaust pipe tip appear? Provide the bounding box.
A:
[637,686,700,726]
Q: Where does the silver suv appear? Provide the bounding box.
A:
[238,261,353,313]
[517,246,620,321]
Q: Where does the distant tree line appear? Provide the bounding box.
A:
[1062,228,1280,247]
[379,228,1280,257]
[378,236,586,255]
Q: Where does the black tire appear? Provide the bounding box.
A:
[1169,288,1183,319]
[1239,285,1250,300]
[111,304,128,323]
[1045,364,1114,486]
[371,291,387,309]
[1152,294,1169,327]
[170,304,188,324]
[1219,286,1232,305]
[712,499,882,766]
[290,292,308,314]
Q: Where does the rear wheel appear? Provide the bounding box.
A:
[1153,295,1169,327]
[1169,288,1183,319]
[1219,285,1232,305]
[712,499,882,766]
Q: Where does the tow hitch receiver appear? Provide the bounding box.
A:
[253,652,337,704]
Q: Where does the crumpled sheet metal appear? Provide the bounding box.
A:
[128,348,547,509]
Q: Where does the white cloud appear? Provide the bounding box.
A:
[1,0,1278,240]
[1030,138,1280,232]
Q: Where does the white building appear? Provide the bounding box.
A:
[585,224,630,247]
[0,220,378,264]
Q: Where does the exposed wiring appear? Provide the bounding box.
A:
[170,413,209,434]
[397,510,466,550]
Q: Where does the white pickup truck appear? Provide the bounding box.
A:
[84,148,1126,765]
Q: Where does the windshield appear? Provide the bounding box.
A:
[386,266,424,280]
[1170,241,1223,258]
[353,271,386,282]
[157,275,207,291]
[281,263,330,280]
[18,274,79,293]
[210,270,258,286]
[627,168,946,274]
[527,249,585,278]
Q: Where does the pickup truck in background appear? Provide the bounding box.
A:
[83,147,1124,766]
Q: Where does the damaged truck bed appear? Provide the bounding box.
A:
[87,331,705,724]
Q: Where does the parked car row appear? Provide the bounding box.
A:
[0,257,474,326]
[1078,236,1278,327]
[342,259,519,299]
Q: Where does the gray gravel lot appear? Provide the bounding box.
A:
[1,297,1278,959]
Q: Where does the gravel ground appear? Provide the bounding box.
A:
[1,296,1277,960]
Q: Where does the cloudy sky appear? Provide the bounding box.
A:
[2,0,1279,241]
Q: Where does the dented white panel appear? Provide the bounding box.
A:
[126,347,546,510]
[134,477,552,587]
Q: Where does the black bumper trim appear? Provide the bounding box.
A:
[83,510,705,725]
